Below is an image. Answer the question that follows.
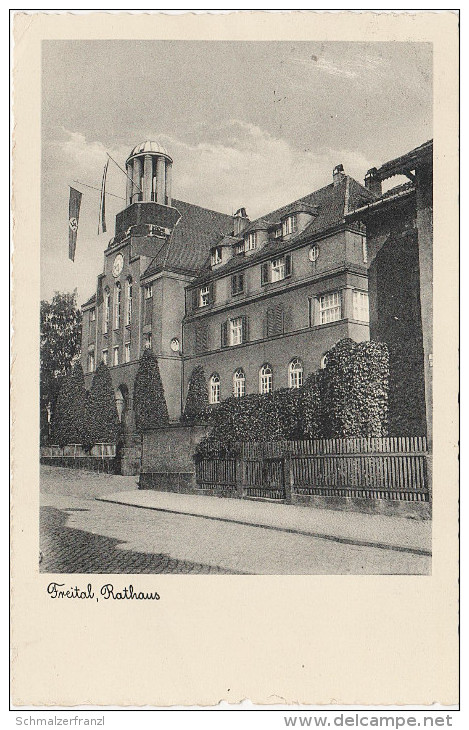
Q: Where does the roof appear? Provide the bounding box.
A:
[82,293,96,309]
[189,176,374,285]
[142,198,234,278]
[346,181,415,221]
[370,140,433,181]
[127,140,171,160]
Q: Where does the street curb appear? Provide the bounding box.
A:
[96,497,432,558]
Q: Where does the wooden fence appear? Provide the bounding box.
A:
[195,437,429,503]
[40,443,118,473]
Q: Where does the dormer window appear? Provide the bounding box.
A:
[211,247,222,266]
[234,240,245,256]
[282,214,297,236]
[274,227,282,239]
[246,232,257,251]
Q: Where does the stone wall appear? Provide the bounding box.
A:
[139,423,211,491]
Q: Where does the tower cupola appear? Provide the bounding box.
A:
[125,140,173,207]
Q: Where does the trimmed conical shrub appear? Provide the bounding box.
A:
[84,361,121,445]
[182,366,209,424]
[133,348,169,434]
[51,362,87,446]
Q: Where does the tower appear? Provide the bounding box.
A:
[125,140,173,206]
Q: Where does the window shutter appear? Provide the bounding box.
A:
[266,307,275,338]
[209,281,215,304]
[241,315,249,343]
[231,275,236,296]
[191,289,198,311]
[144,297,152,325]
[221,320,228,348]
[195,323,208,354]
[274,305,284,335]
[285,253,292,277]
[238,273,244,293]
[261,262,269,285]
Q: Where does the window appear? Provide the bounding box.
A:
[209,373,220,404]
[114,282,121,329]
[233,369,246,398]
[88,350,95,373]
[231,273,244,296]
[144,284,153,299]
[234,240,245,255]
[104,290,110,334]
[102,349,108,366]
[126,279,132,325]
[362,238,368,264]
[199,285,210,307]
[289,358,304,389]
[319,291,341,324]
[266,305,285,337]
[261,254,292,285]
[320,354,328,369]
[211,247,222,266]
[259,364,273,394]
[195,323,209,354]
[144,333,152,350]
[353,290,369,322]
[282,214,297,236]
[113,346,119,366]
[90,308,96,323]
[271,257,286,282]
[124,343,131,363]
[246,232,257,251]
[221,316,248,347]
[274,226,282,239]
[230,317,243,346]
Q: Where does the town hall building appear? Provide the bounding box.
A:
[80,140,374,434]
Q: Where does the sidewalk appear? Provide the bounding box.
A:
[97,489,432,556]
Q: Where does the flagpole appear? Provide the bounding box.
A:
[106,152,143,193]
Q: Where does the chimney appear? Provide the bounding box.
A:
[364,167,382,196]
[333,164,345,187]
[233,207,250,236]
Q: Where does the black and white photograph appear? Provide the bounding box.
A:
[11,9,460,712]
[38,38,434,576]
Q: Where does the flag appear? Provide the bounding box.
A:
[68,187,82,261]
[98,159,109,234]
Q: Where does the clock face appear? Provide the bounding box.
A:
[170,338,180,353]
[112,253,124,278]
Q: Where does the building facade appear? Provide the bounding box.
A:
[346,140,433,441]
[81,142,374,435]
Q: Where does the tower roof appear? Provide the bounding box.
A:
[128,140,171,160]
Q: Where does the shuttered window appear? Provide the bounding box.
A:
[231,273,244,296]
[195,323,209,354]
[261,262,269,286]
[266,305,285,338]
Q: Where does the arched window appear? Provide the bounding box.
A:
[114,282,121,329]
[233,368,246,398]
[320,353,328,369]
[209,373,220,404]
[259,364,273,394]
[126,278,133,325]
[289,358,304,389]
[104,288,110,334]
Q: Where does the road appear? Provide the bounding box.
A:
[40,466,431,575]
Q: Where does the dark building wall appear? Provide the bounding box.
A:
[366,197,427,436]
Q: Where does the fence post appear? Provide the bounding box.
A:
[284,453,293,504]
[235,455,245,499]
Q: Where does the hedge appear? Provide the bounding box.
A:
[181,366,209,424]
[196,338,389,457]
[133,348,169,434]
[83,361,121,446]
[51,362,87,447]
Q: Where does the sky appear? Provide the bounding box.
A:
[41,40,432,305]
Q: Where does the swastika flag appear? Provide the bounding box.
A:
[68,187,82,261]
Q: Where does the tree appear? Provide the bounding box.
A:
[84,362,121,446]
[133,349,169,434]
[182,366,209,423]
[40,290,82,444]
[51,362,87,446]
